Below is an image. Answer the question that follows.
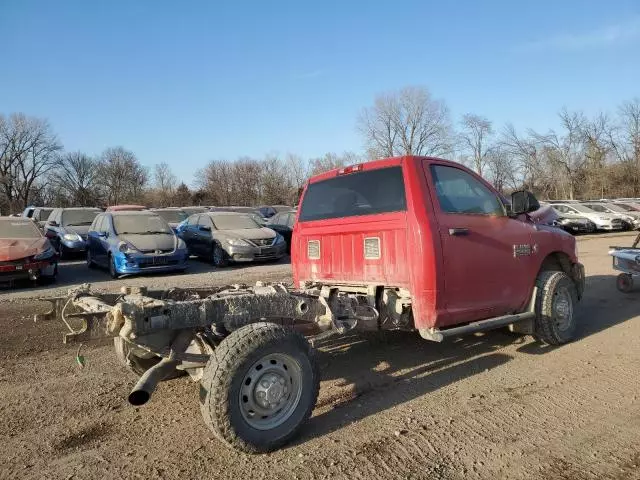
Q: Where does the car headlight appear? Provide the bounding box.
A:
[118,241,138,254]
[226,238,250,247]
[34,246,56,260]
[63,233,81,242]
[274,234,285,244]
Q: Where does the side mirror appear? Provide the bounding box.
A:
[199,225,211,232]
[48,220,58,227]
[511,191,540,216]
[96,231,108,238]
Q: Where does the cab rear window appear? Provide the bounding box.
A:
[299,166,406,222]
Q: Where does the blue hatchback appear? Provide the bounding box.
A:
[86,211,189,278]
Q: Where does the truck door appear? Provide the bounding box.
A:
[426,163,536,326]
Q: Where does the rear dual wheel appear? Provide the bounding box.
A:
[200,323,320,453]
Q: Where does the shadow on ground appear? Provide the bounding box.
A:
[297,273,640,444]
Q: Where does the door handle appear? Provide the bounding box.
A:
[448,228,470,236]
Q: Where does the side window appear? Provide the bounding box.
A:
[286,213,296,227]
[431,165,504,216]
[271,213,282,225]
[187,215,199,226]
[100,216,111,233]
[91,215,102,232]
[198,215,212,227]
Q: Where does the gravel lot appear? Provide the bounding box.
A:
[1,233,640,479]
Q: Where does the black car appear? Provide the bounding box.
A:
[266,210,296,253]
[44,207,102,258]
[257,205,292,219]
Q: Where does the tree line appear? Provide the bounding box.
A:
[2,88,639,214]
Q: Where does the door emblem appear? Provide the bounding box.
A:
[513,244,533,257]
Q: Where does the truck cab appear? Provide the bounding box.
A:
[293,156,584,341]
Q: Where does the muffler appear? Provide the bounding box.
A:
[127,330,193,406]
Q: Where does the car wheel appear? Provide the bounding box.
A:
[199,322,320,453]
[39,263,58,285]
[534,270,578,345]
[109,254,119,279]
[616,273,633,293]
[86,250,96,269]
[212,243,229,268]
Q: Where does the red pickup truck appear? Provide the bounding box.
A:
[46,155,585,454]
[293,156,584,343]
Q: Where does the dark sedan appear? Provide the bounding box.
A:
[44,208,102,258]
[266,210,296,253]
[179,212,286,267]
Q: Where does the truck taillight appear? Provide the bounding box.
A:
[337,164,363,175]
[307,240,320,259]
[364,237,380,259]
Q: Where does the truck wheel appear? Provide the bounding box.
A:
[200,322,320,453]
[113,337,184,379]
[616,273,633,293]
[534,271,578,345]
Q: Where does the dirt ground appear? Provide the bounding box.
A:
[1,233,640,480]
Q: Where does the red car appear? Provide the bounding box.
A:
[0,216,58,284]
[294,156,584,341]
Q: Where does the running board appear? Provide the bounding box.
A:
[419,287,538,342]
[419,311,535,342]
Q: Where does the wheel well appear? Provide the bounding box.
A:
[538,252,572,277]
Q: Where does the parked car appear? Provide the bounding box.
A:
[551,203,626,231]
[257,205,292,219]
[266,210,296,252]
[541,203,595,233]
[30,207,54,231]
[44,208,102,258]
[87,211,189,278]
[181,206,208,216]
[21,206,36,218]
[0,216,58,284]
[179,212,286,266]
[105,204,147,212]
[582,202,640,229]
[150,208,188,232]
[613,201,640,213]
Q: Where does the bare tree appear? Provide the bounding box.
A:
[0,113,62,209]
[358,86,452,159]
[458,114,494,175]
[98,147,148,205]
[52,152,101,206]
[174,182,191,206]
[529,108,587,199]
[153,162,178,206]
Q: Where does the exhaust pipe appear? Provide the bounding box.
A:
[127,330,193,406]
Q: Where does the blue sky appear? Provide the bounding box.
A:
[1,0,639,183]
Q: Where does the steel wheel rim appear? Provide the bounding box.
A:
[553,286,573,331]
[239,353,303,430]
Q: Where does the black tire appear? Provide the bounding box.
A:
[86,249,96,269]
[616,273,633,293]
[39,263,58,285]
[200,322,320,453]
[113,337,184,379]
[534,271,579,345]
[212,243,229,268]
[109,253,119,278]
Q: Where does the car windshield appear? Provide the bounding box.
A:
[0,219,42,238]
[583,204,608,213]
[211,214,260,230]
[113,214,173,235]
[602,203,627,213]
[62,209,101,226]
[36,208,53,221]
[570,204,599,213]
[616,203,639,212]
[154,210,188,223]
